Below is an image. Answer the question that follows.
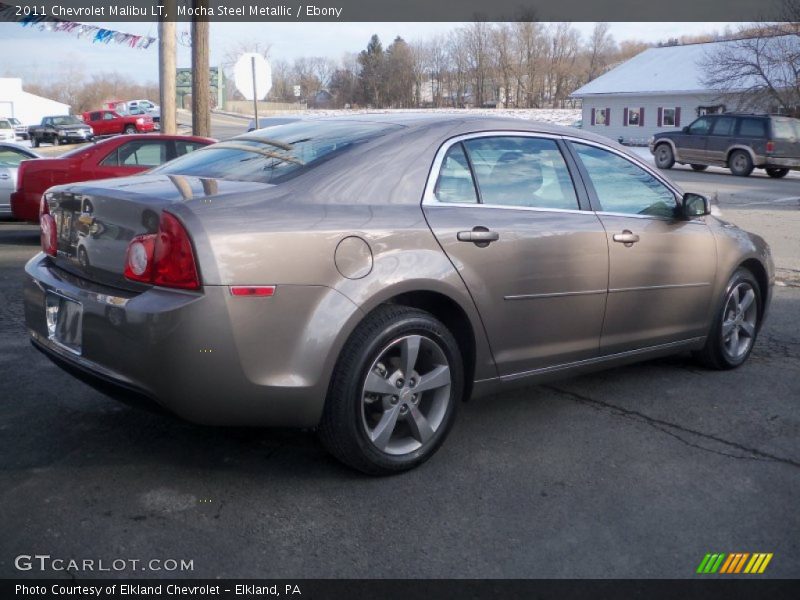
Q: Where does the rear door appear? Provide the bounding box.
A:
[423,133,609,377]
[85,139,171,179]
[707,115,738,165]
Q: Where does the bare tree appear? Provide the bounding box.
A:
[701,27,800,115]
[585,23,616,82]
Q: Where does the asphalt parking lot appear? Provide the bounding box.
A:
[1,122,798,579]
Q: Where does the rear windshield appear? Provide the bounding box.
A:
[772,117,800,140]
[152,120,402,184]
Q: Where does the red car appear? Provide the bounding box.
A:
[11,134,214,222]
[82,109,154,136]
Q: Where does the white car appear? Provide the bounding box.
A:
[0,119,16,142]
[0,142,40,216]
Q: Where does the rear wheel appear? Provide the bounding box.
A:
[693,268,761,370]
[124,125,137,134]
[690,164,708,171]
[654,144,675,169]
[728,150,753,177]
[766,168,789,179]
[318,305,463,475]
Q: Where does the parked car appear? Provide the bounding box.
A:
[10,134,213,222]
[246,116,301,132]
[28,115,94,147]
[7,117,28,140]
[0,118,15,142]
[0,143,39,217]
[82,109,155,136]
[23,116,773,474]
[651,113,800,178]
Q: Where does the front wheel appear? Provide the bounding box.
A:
[654,144,675,169]
[693,268,761,370]
[318,305,463,475]
[124,125,137,134]
[766,168,789,179]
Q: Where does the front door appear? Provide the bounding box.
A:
[679,116,714,163]
[569,142,716,355]
[423,134,609,377]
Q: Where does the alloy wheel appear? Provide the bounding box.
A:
[721,282,758,360]
[361,334,452,456]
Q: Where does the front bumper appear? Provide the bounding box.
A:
[59,130,93,141]
[24,254,361,427]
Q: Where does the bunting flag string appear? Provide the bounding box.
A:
[0,2,156,49]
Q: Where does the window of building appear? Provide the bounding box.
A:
[627,108,642,126]
[662,108,676,126]
[697,105,725,116]
[593,108,609,126]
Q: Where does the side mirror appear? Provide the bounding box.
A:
[682,192,710,218]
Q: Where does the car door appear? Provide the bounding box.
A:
[423,134,609,377]
[0,146,34,213]
[680,116,713,162]
[88,139,171,178]
[707,116,737,165]
[568,141,716,355]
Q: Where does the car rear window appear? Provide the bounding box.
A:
[772,118,800,140]
[152,120,402,184]
[739,118,767,137]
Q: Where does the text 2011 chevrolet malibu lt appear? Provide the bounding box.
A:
[24,115,773,474]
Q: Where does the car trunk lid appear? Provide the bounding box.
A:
[45,174,273,291]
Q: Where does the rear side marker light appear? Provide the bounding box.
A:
[230,286,276,297]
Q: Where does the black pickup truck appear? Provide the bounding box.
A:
[28,115,94,147]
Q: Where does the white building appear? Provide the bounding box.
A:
[0,78,70,126]
[571,39,782,145]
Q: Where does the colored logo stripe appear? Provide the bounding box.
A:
[697,553,773,574]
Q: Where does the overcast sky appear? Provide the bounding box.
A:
[0,21,740,84]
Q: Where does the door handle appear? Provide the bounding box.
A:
[613,230,640,247]
[457,227,499,247]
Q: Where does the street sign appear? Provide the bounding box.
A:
[233,53,272,101]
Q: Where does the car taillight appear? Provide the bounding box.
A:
[123,211,200,290]
[766,140,775,153]
[40,213,57,256]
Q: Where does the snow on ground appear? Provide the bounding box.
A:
[225,107,583,127]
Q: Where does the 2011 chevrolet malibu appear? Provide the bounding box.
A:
[23,115,774,474]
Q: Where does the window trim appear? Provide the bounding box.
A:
[422,131,590,214]
[561,136,685,221]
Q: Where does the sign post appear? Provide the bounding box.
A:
[234,53,272,130]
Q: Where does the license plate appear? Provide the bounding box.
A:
[45,292,83,354]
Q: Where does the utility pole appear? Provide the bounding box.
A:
[191,0,211,138]
[158,0,177,135]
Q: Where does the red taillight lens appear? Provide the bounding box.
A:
[766,140,775,153]
[124,211,200,290]
[40,213,57,256]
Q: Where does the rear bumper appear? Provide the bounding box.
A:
[24,254,362,427]
[11,190,39,222]
[763,157,800,168]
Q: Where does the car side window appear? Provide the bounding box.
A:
[739,118,767,137]
[462,136,578,210]
[711,117,736,136]
[103,112,115,121]
[0,148,32,167]
[433,143,478,204]
[688,117,712,135]
[175,141,207,158]
[573,143,677,218]
[100,142,167,167]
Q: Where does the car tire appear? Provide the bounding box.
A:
[766,168,789,179]
[690,164,708,171]
[654,143,675,169]
[728,150,753,177]
[693,267,761,370]
[124,125,137,134]
[318,305,463,475]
